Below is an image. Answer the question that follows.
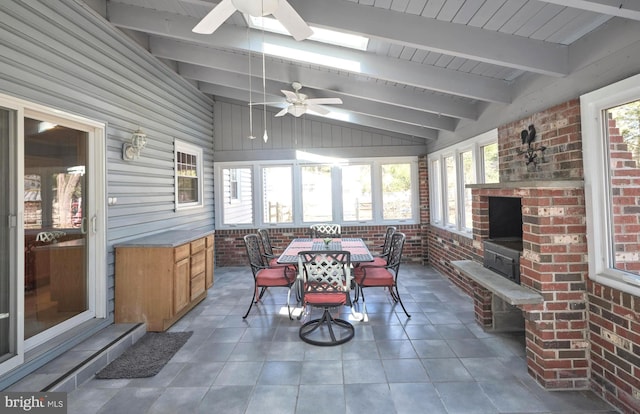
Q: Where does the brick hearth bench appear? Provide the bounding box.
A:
[451,260,543,305]
[451,260,543,331]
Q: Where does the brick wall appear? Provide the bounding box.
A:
[588,281,640,414]
[427,226,476,297]
[499,99,583,182]
[215,224,424,267]
[586,116,640,414]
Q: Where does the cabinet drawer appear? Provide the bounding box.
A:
[191,238,206,253]
[191,251,206,275]
[175,244,190,262]
[191,272,205,300]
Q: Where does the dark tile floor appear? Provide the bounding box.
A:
[68,264,618,414]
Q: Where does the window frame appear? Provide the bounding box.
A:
[580,73,640,296]
[428,129,498,236]
[214,156,418,229]
[174,140,204,210]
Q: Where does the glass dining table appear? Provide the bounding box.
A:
[276,237,374,264]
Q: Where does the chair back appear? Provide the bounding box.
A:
[243,234,266,277]
[309,223,341,238]
[298,250,351,304]
[386,232,406,277]
[257,228,275,257]
[381,226,396,257]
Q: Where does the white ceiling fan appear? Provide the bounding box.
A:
[192,0,313,41]
[270,82,343,117]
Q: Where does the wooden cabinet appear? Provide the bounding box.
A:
[115,232,214,331]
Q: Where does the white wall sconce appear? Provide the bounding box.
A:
[122,128,147,161]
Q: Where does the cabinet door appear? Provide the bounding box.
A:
[174,257,190,314]
[190,250,206,300]
[206,235,214,288]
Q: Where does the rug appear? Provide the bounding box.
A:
[95,331,193,379]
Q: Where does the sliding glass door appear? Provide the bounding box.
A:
[0,95,106,377]
[0,107,15,367]
[23,116,89,340]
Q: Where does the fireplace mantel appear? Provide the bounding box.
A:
[467,180,583,190]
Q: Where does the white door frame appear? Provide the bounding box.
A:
[0,93,107,375]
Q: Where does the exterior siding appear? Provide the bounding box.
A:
[213,100,429,161]
[0,0,213,328]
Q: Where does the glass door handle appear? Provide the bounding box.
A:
[0,313,8,320]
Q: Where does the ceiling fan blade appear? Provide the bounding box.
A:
[249,101,283,106]
[305,104,331,116]
[271,1,313,41]
[275,107,289,117]
[305,98,343,105]
[281,90,298,101]
[192,0,236,34]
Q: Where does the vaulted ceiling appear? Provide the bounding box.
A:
[106,0,640,144]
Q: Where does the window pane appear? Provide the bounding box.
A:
[342,164,372,221]
[176,144,203,207]
[302,165,332,222]
[222,167,253,224]
[444,156,457,225]
[461,151,474,231]
[177,176,198,203]
[430,159,441,223]
[263,166,293,223]
[482,143,499,183]
[381,163,412,220]
[606,101,640,276]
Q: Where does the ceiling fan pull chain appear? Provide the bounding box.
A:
[262,2,268,143]
[247,26,255,139]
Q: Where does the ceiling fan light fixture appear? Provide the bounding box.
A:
[289,104,307,117]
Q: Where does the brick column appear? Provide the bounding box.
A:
[520,187,589,389]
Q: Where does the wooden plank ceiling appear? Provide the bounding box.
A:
[106,0,639,143]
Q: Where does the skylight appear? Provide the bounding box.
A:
[263,43,361,72]
[249,16,369,51]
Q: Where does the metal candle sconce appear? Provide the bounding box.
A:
[516,124,546,166]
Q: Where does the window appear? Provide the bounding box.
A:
[342,164,372,221]
[175,140,203,209]
[263,166,292,223]
[460,150,474,231]
[222,167,253,225]
[444,156,457,226]
[381,163,412,220]
[229,169,239,200]
[302,165,333,222]
[430,159,442,224]
[482,142,499,183]
[215,157,418,228]
[428,129,498,234]
[581,74,640,295]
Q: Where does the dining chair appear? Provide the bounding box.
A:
[353,232,411,318]
[257,228,283,267]
[297,250,355,346]
[309,223,341,238]
[243,234,297,320]
[371,226,396,266]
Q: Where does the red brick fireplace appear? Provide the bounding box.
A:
[470,181,589,390]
